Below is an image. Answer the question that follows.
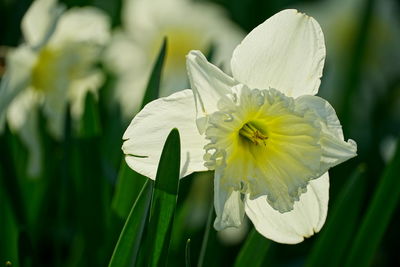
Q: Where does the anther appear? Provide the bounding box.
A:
[239,122,268,145]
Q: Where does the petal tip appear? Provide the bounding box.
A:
[186,49,203,60]
[348,139,358,156]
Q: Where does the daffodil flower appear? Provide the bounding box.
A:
[0,0,110,176]
[123,9,357,244]
[103,0,244,119]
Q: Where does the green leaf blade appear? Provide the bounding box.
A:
[306,165,366,267]
[140,37,167,109]
[344,141,400,267]
[79,91,101,138]
[197,201,215,267]
[234,228,271,267]
[0,181,19,266]
[111,161,147,219]
[146,128,181,267]
[108,179,153,267]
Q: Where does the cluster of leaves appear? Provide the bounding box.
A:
[1,0,400,266]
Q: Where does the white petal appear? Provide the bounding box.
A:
[49,7,110,47]
[16,109,42,177]
[245,172,329,244]
[186,50,237,133]
[113,75,148,120]
[380,135,397,163]
[6,90,37,130]
[22,0,64,47]
[296,95,357,169]
[296,95,344,139]
[68,71,104,121]
[230,9,325,97]
[102,30,147,77]
[122,89,208,179]
[0,46,36,116]
[42,79,69,139]
[5,90,42,177]
[214,173,245,230]
[102,31,148,119]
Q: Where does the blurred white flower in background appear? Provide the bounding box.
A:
[218,219,249,245]
[0,0,110,176]
[298,0,400,99]
[122,10,357,244]
[380,135,398,163]
[104,0,244,119]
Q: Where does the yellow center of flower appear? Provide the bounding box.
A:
[204,85,324,212]
[31,43,98,92]
[31,48,61,92]
[239,122,268,146]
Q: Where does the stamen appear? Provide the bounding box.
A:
[239,122,268,145]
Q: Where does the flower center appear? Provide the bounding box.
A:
[31,43,97,92]
[203,85,326,211]
[31,47,61,92]
[239,122,268,145]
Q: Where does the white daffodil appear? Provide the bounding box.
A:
[103,0,244,119]
[0,0,110,176]
[123,9,357,244]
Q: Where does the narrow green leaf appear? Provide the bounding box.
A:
[339,0,375,129]
[32,105,76,265]
[0,180,19,266]
[140,37,167,109]
[111,160,147,218]
[306,165,366,267]
[185,239,191,267]
[70,124,111,265]
[197,201,215,267]
[344,142,400,267]
[108,179,153,267]
[0,129,27,228]
[234,228,271,267]
[145,128,181,266]
[18,230,33,267]
[79,91,101,137]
